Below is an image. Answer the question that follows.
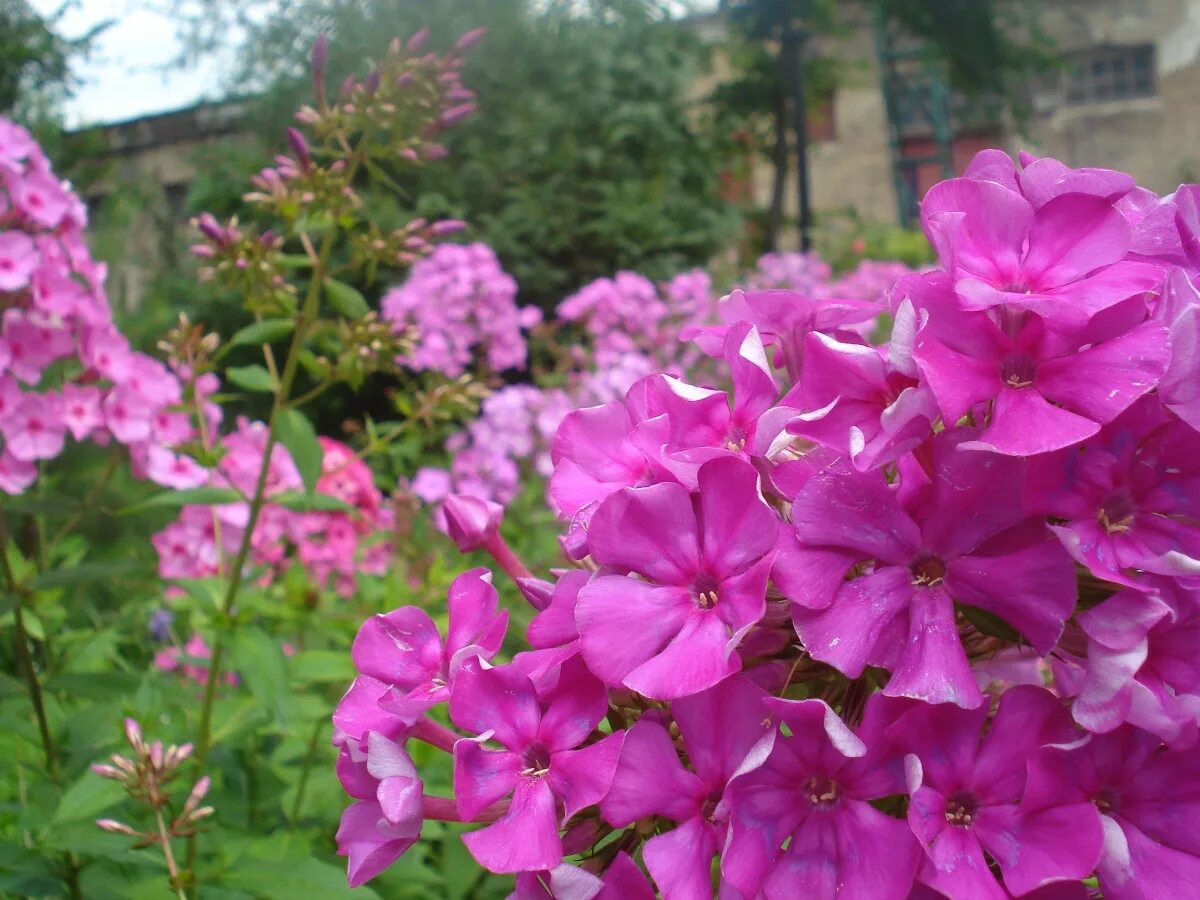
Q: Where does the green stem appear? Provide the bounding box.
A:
[287,717,325,831]
[185,226,337,889]
[48,448,122,550]
[154,807,188,900]
[1,518,83,900]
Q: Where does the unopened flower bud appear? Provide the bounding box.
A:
[454,27,488,52]
[439,103,476,127]
[406,27,429,52]
[96,818,138,836]
[286,127,311,171]
[441,494,503,553]
[517,577,555,611]
[194,213,224,244]
[124,718,144,751]
[310,34,329,79]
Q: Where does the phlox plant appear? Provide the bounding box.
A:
[334,150,1200,899]
[1,27,517,900]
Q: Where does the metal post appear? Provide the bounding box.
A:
[782,14,813,251]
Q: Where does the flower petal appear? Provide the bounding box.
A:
[576,577,692,687]
[462,778,563,874]
[586,481,700,583]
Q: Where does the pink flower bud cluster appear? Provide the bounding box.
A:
[335,151,1200,897]
[152,424,393,597]
[380,242,541,378]
[0,117,197,494]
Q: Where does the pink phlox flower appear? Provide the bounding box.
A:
[450,656,623,874]
[910,273,1168,456]
[722,693,920,900]
[602,675,775,897]
[0,230,38,292]
[1024,396,1200,582]
[782,429,1076,708]
[920,166,1162,325]
[894,685,1104,899]
[1023,724,1200,899]
[335,731,424,887]
[575,455,777,699]
[0,389,65,460]
[352,568,508,725]
[1072,578,1200,746]
[786,330,937,471]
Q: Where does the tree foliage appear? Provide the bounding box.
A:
[167,0,741,311]
[0,0,106,122]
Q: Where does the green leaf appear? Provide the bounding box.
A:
[232,628,289,725]
[226,364,277,393]
[119,487,241,515]
[288,650,353,684]
[51,772,125,824]
[222,858,380,899]
[271,491,355,513]
[30,559,141,591]
[441,825,482,900]
[275,409,323,495]
[323,278,370,319]
[228,320,295,348]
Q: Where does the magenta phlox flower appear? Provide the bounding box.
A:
[528,570,588,650]
[548,399,658,519]
[352,568,507,724]
[601,675,773,898]
[335,731,424,887]
[1024,725,1200,899]
[921,166,1162,323]
[894,686,1104,899]
[785,330,937,470]
[508,851,655,900]
[576,455,777,699]
[781,430,1076,708]
[1072,578,1200,746]
[1174,183,1200,271]
[1154,267,1200,430]
[909,272,1169,455]
[1024,396,1200,582]
[722,694,919,900]
[690,288,876,382]
[450,657,623,873]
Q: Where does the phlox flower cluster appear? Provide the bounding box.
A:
[336,151,1200,898]
[415,251,919,509]
[152,426,393,597]
[380,242,541,378]
[748,250,920,306]
[0,117,196,494]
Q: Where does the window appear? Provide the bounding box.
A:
[1065,45,1155,103]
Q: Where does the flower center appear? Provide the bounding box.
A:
[944,792,977,827]
[1098,490,1136,534]
[1094,787,1121,814]
[910,555,946,587]
[520,745,551,778]
[693,572,720,610]
[806,775,840,807]
[999,353,1037,389]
